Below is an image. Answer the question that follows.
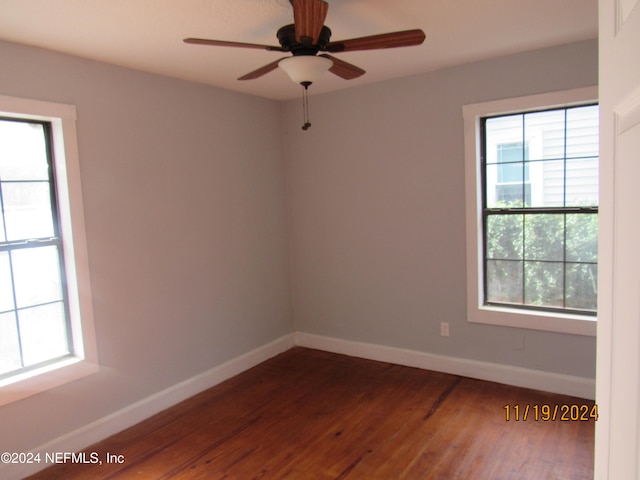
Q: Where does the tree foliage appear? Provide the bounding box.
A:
[485,204,597,311]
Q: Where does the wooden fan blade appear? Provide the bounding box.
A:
[319,54,365,80]
[238,57,288,80]
[184,38,285,52]
[292,0,329,45]
[326,29,425,53]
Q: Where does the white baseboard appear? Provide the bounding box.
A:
[4,330,595,479]
[1,334,295,480]
[294,332,596,400]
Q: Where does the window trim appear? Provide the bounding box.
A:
[0,95,98,405]
[463,87,598,336]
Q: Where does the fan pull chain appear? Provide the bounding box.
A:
[301,84,311,131]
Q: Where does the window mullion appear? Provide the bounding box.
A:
[521,212,526,305]
[562,109,569,309]
[563,213,568,309]
[521,113,527,305]
[521,113,527,207]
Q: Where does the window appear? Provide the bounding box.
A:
[0,118,74,375]
[464,87,598,336]
[484,105,599,313]
[0,95,98,405]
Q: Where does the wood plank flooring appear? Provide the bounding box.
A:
[27,348,595,479]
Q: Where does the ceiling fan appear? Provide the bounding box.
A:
[184,0,425,129]
[184,0,425,86]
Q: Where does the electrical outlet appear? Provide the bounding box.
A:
[440,322,450,337]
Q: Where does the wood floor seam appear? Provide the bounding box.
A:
[423,376,463,421]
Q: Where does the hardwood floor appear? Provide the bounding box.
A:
[27,348,595,479]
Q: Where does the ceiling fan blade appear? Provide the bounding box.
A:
[326,29,426,53]
[292,0,329,45]
[319,54,365,80]
[184,38,286,52]
[238,57,288,81]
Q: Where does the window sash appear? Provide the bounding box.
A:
[0,118,74,380]
[482,209,598,315]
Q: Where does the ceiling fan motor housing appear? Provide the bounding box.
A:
[277,24,332,56]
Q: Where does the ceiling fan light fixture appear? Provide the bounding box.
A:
[278,55,332,87]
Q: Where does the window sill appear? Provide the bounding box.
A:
[0,358,99,407]
[469,304,597,336]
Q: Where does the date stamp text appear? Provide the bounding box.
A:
[504,403,598,422]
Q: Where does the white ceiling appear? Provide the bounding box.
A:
[0,0,598,101]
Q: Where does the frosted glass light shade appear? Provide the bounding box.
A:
[278,56,332,85]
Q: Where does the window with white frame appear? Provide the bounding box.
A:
[0,95,98,406]
[463,87,598,336]
[0,118,74,375]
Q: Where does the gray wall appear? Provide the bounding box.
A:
[0,40,292,453]
[0,37,598,456]
[283,40,598,378]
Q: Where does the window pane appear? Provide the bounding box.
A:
[18,302,69,366]
[566,264,598,311]
[0,312,21,375]
[486,115,524,161]
[485,115,526,208]
[566,214,598,262]
[497,142,527,164]
[530,159,565,207]
[0,120,49,181]
[486,214,523,260]
[487,164,529,207]
[566,157,599,206]
[12,246,63,308]
[524,261,564,307]
[524,214,564,261]
[525,110,566,162]
[487,260,523,304]
[2,182,55,241]
[498,158,525,184]
[566,105,599,159]
[0,252,15,312]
